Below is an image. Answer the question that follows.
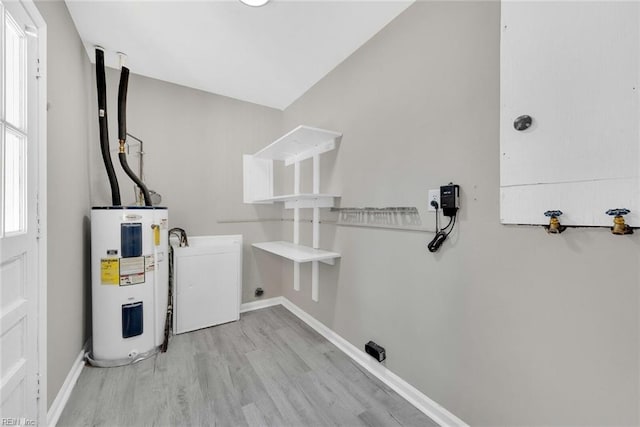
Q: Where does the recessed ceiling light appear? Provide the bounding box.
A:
[239,0,270,7]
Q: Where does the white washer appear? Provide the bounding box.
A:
[172,235,242,334]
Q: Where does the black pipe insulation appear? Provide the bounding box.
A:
[117,66,129,142]
[118,153,153,206]
[95,48,121,206]
[117,66,153,206]
[161,247,175,353]
[168,228,189,247]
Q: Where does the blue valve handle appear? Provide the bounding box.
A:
[606,208,630,216]
[544,210,563,218]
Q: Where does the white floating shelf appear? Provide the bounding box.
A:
[253,125,342,166]
[253,193,339,209]
[253,241,340,264]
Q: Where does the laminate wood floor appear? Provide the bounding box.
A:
[57,306,438,427]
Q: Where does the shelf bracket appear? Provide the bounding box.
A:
[285,198,334,209]
[284,140,335,166]
[313,154,320,194]
[294,262,300,291]
[311,261,319,302]
[313,208,319,248]
[293,161,300,245]
[312,153,320,248]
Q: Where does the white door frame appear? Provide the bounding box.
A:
[15,0,47,422]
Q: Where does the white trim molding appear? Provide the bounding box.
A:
[239,296,284,313]
[11,0,48,423]
[242,297,468,427]
[47,348,85,427]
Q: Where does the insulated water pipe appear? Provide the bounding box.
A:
[116,54,153,207]
[95,47,121,206]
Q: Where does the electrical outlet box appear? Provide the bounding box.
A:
[428,189,440,211]
[440,184,460,217]
[365,341,386,362]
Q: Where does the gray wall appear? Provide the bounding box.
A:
[282,2,639,425]
[35,0,93,408]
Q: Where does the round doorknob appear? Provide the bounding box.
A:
[513,115,533,131]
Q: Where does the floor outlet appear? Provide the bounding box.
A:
[428,189,440,211]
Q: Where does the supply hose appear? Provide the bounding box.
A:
[160,246,174,353]
[118,66,129,142]
[168,228,189,247]
[117,65,153,206]
[162,228,189,352]
[95,47,121,206]
[119,152,153,206]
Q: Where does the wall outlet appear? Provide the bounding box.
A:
[365,341,386,362]
[428,189,440,211]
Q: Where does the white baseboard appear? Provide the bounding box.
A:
[240,296,284,313]
[47,347,86,427]
[277,298,468,427]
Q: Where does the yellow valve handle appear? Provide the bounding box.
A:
[152,224,160,246]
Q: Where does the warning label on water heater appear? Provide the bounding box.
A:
[119,256,145,286]
[144,252,165,272]
[145,255,155,272]
[101,258,120,285]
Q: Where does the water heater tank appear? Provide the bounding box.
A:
[90,207,169,366]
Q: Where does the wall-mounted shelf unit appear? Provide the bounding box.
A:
[244,125,342,302]
[252,241,339,264]
[253,193,340,209]
[253,126,341,166]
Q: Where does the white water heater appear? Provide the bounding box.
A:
[90,206,169,366]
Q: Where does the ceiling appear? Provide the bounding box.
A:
[65,0,414,110]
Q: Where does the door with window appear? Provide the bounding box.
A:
[0,1,41,423]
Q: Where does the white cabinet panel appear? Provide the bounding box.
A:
[173,235,242,334]
[501,178,639,226]
[243,154,273,203]
[500,1,640,226]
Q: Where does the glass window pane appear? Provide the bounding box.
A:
[3,129,26,234]
[5,13,25,129]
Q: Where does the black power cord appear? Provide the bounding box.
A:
[428,201,457,253]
